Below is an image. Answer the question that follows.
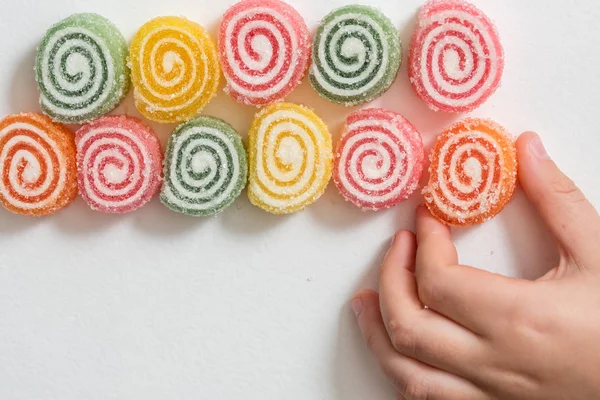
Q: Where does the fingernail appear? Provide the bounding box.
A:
[352,298,364,316]
[529,135,550,159]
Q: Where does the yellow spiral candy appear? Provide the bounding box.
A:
[248,103,333,214]
[129,16,220,123]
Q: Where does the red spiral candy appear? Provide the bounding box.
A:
[76,115,163,214]
[219,0,311,106]
[409,0,504,112]
[334,109,425,211]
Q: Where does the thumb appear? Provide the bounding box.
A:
[517,132,600,266]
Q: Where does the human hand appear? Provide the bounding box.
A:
[351,132,600,400]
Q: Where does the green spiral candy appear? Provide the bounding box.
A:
[161,116,248,217]
[309,5,401,106]
[35,13,130,124]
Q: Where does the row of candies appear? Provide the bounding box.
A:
[0,0,516,227]
[0,109,516,226]
[35,0,504,123]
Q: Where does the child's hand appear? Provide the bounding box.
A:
[352,132,600,400]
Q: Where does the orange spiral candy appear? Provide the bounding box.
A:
[0,113,77,216]
[423,118,517,226]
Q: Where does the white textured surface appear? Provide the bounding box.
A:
[0,0,599,399]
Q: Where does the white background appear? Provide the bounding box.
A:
[1,0,599,399]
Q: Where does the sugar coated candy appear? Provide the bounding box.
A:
[219,0,311,106]
[0,113,78,216]
[409,0,504,113]
[309,5,402,106]
[76,115,163,214]
[161,116,248,216]
[334,109,424,211]
[248,103,333,214]
[423,118,517,226]
[35,13,130,124]
[130,17,220,123]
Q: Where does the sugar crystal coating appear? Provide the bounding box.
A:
[76,115,162,214]
[334,108,424,211]
[309,5,402,106]
[219,0,311,106]
[248,103,333,214]
[161,116,248,216]
[129,16,220,123]
[423,118,517,226]
[35,13,130,124]
[408,0,504,113]
[0,113,77,216]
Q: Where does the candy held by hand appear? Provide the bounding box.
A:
[248,103,333,214]
[0,113,78,216]
[423,118,517,226]
[409,0,504,112]
[76,116,163,214]
[35,13,130,124]
[310,5,402,106]
[334,109,424,210]
[161,117,248,216]
[219,0,311,106]
[130,16,220,123]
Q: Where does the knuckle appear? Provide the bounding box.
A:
[402,373,433,400]
[549,174,586,204]
[389,320,419,357]
[364,329,379,353]
[418,273,444,307]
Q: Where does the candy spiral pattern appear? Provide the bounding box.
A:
[423,118,517,226]
[334,109,424,210]
[309,5,402,106]
[219,0,311,106]
[161,117,248,216]
[35,13,130,124]
[76,116,163,214]
[130,16,220,123]
[409,0,504,113]
[0,113,77,216]
[248,103,333,214]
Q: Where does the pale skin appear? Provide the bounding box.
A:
[351,132,600,400]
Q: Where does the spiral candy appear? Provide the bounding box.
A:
[409,0,504,113]
[35,13,130,124]
[309,5,402,106]
[219,0,311,106]
[161,117,248,216]
[130,16,220,123]
[0,113,77,216]
[334,109,424,211]
[248,103,332,214]
[76,116,162,214]
[423,118,517,227]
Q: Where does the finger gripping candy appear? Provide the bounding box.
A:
[409,0,504,112]
[161,116,248,216]
[130,16,220,123]
[76,115,163,214]
[334,109,424,210]
[248,103,333,214]
[35,13,130,124]
[219,0,311,106]
[0,113,78,216]
[423,118,517,226]
[309,5,402,106]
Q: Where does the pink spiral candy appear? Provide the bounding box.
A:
[334,109,425,211]
[76,115,163,213]
[218,0,311,106]
[409,0,504,113]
